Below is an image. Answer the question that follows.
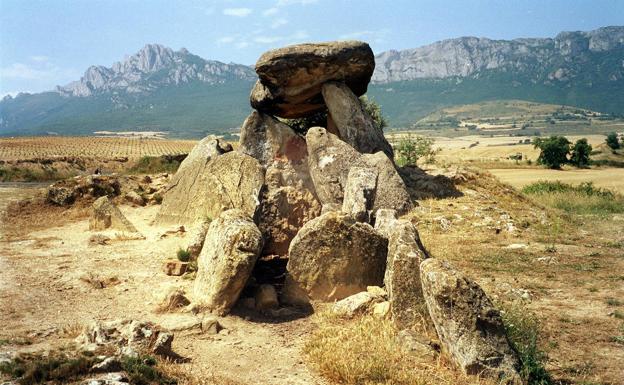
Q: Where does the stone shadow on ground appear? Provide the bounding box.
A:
[398,165,464,200]
[229,303,314,324]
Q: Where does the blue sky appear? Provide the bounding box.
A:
[1,0,622,96]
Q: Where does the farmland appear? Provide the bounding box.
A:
[0,136,196,161]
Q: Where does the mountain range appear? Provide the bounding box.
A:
[1,26,623,137]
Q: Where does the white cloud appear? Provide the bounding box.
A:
[276,0,318,6]
[1,63,50,80]
[270,17,288,29]
[236,41,250,49]
[252,30,309,45]
[222,7,252,17]
[262,7,278,16]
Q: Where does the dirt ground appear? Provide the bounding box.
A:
[0,199,326,385]
[1,168,623,384]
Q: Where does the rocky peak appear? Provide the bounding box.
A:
[372,26,624,83]
[57,44,255,97]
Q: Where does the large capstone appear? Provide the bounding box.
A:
[250,41,375,118]
[322,81,394,159]
[420,259,522,383]
[156,138,264,225]
[282,211,388,305]
[193,209,263,315]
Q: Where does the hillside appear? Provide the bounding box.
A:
[1,26,623,137]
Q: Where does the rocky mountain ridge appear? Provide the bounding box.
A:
[372,26,624,83]
[57,44,256,97]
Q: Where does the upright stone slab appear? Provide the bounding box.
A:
[89,196,139,233]
[342,167,377,222]
[283,211,388,305]
[239,111,321,255]
[156,139,264,225]
[193,210,263,315]
[305,127,361,205]
[322,81,394,159]
[306,127,412,215]
[385,219,429,328]
[420,259,521,383]
[251,41,375,118]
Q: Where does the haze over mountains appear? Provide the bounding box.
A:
[1,26,623,138]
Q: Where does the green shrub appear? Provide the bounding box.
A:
[120,355,176,385]
[606,132,621,150]
[395,135,439,166]
[500,303,552,385]
[570,138,592,168]
[127,156,181,175]
[176,248,191,262]
[532,136,570,169]
[522,181,623,215]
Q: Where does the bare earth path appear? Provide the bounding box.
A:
[0,189,325,385]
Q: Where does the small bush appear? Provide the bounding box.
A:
[500,303,553,385]
[395,135,440,166]
[0,352,98,385]
[127,156,181,175]
[176,248,191,262]
[606,132,621,150]
[120,355,176,385]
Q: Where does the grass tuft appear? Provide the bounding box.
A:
[500,303,552,385]
[176,248,191,262]
[522,181,624,216]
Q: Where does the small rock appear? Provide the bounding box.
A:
[201,317,223,335]
[240,297,256,310]
[91,357,122,373]
[366,286,387,297]
[255,284,279,311]
[89,234,111,246]
[372,301,390,317]
[82,372,129,385]
[332,291,383,317]
[505,243,528,250]
[156,288,190,312]
[124,191,145,206]
[162,260,188,276]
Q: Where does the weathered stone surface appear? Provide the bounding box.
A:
[76,319,175,357]
[256,162,319,252]
[239,111,308,168]
[193,210,263,315]
[373,209,398,237]
[322,81,394,159]
[332,291,383,317]
[283,211,387,305]
[342,167,377,222]
[306,127,362,205]
[187,219,211,260]
[46,186,76,206]
[372,301,391,317]
[306,127,412,214]
[385,219,429,329]
[420,259,521,382]
[156,288,190,312]
[251,41,375,118]
[397,329,438,359]
[255,284,279,311]
[124,191,145,206]
[360,152,412,215]
[156,139,264,225]
[89,196,139,233]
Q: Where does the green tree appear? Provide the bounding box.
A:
[570,138,592,168]
[359,96,388,131]
[395,135,439,166]
[606,132,621,150]
[532,136,571,169]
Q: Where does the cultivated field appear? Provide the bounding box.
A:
[490,168,624,192]
[0,136,196,161]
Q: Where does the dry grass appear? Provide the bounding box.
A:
[1,196,91,239]
[157,360,246,385]
[79,273,120,289]
[304,311,495,385]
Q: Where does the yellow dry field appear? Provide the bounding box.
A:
[0,136,197,160]
[432,134,608,163]
[489,168,624,192]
